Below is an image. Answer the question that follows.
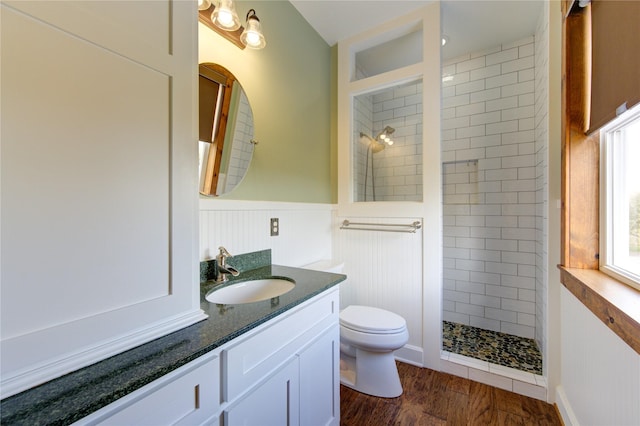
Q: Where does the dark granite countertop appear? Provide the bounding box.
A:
[0,258,345,425]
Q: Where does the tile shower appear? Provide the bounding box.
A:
[441,6,549,374]
[353,80,423,202]
[349,6,549,375]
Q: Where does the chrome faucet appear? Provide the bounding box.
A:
[216,246,239,283]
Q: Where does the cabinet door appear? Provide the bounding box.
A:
[225,358,300,426]
[1,0,202,397]
[299,324,340,426]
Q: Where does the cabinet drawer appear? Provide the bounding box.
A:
[223,288,339,401]
[78,352,220,426]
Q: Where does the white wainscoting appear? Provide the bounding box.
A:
[199,199,334,268]
[333,214,425,366]
[200,201,427,366]
[557,286,640,425]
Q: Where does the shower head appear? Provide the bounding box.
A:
[374,126,395,146]
[360,132,385,153]
[360,125,396,153]
[378,126,395,138]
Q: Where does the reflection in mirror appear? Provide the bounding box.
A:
[199,63,255,196]
[353,79,423,202]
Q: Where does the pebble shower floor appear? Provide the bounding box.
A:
[442,321,543,375]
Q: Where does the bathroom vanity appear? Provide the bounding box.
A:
[0,260,345,425]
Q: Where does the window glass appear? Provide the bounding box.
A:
[601,105,640,289]
[354,29,423,80]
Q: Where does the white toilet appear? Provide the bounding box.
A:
[303,260,409,398]
[339,305,408,397]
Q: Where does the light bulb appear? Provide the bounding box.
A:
[240,10,266,49]
[245,31,260,46]
[217,10,233,27]
[211,0,241,31]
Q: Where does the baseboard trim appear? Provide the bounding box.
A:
[555,385,579,426]
[395,344,423,367]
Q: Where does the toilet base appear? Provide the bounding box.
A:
[339,348,403,398]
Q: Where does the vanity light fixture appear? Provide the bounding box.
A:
[240,9,266,50]
[441,35,449,46]
[198,3,267,50]
[211,0,241,32]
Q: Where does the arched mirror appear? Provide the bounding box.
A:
[199,63,255,196]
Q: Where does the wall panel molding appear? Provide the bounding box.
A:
[0,1,202,398]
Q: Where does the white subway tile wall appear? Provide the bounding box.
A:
[533,2,549,366]
[441,36,542,339]
[353,93,374,201]
[353,80,423,201]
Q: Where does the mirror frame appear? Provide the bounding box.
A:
[199,63,233,196]
[199,63,255,196]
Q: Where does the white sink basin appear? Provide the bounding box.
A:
[206,278,295,304]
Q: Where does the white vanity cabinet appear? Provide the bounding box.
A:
[75,286,340,426]
[221,287,340,426]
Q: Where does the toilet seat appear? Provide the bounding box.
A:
[340,305,406,335]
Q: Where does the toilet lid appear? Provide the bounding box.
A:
[340,305,407,334]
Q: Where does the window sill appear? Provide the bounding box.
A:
[559,266,640,355]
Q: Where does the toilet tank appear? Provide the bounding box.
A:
[303,260,345,274]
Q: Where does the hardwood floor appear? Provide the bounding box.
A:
[340,362,562,425]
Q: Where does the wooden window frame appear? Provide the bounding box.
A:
[560,1,640,355]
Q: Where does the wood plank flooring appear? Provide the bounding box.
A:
[340,362,562,425]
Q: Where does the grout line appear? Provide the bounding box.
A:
[441,352,548,398]
[442,321,543,375]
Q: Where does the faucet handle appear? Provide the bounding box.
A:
[217,246,232,267]
[215,246,238,283]
[218,246,232,258]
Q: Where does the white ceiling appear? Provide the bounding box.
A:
[289,0,543,60]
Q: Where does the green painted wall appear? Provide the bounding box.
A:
[330,44,338,204]
[199,1,335,203]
